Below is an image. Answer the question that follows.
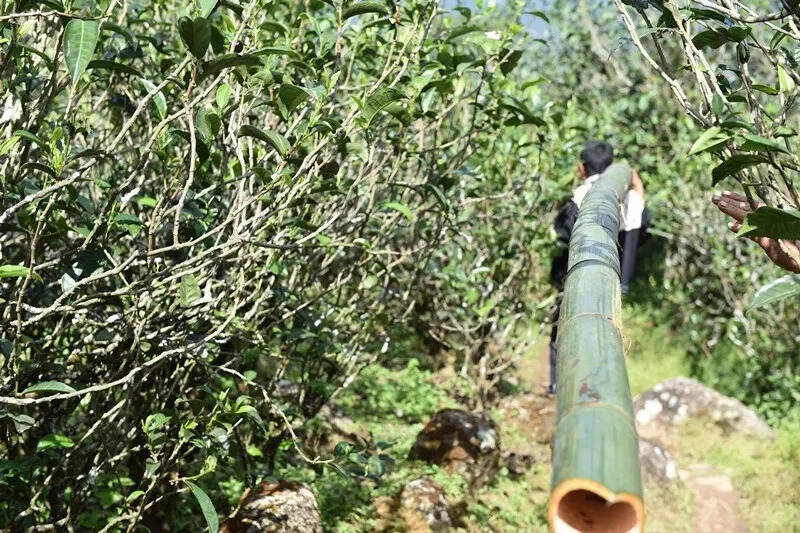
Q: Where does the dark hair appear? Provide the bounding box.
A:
[580,140,614,176]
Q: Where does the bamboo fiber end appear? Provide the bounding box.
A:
[548,478,644,533]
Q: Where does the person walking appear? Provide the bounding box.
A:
[548,141,649,395]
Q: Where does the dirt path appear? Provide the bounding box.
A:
[683,463,748,533]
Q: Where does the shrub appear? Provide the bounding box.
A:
[0,0,554,528]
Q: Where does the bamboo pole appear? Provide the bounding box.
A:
[548,162,645,533]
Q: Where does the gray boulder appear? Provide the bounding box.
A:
[634,377,773,438]
[398,477,453,532]
[220,480,322,533]
[638,438,677,482]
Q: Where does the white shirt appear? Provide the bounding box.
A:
[572,174,645,232]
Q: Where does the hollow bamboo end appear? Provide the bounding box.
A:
[548,479,645,533]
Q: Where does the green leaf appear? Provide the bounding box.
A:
[22,162,56,178]
[143,413,170,434]
[200,53,262,77]
[63,19,100,85]
[711,93,725,116]
[692,26,750,50]
[185,481,219,533]
[246,445,264,457]
[14,130,49,151]
[196,0,217,17]
[711,153,768,185]
[778,65,795,93]
[0,135,20,157]
[127,490,145,503]
[0,264,31,279]
[692,29,728,50]
[22,381,77,395]
[383,201,413,221]
[334,441,355,457]
[17,43,54,70]
[774,126,796,138]
[139,79,167,119]
[718,119,755,132]
[524,10,549,23]
[87,59,142,77]
[215,83,231,109]
[237,125,290,157]
[687,126,730,156]
[37,433,74,452]
[180,274,202,307]
[361,87,407,128]
[278,83,313,119]
[114,213,143,237]
[218,0,242,15]
[447,24,483,41]
[5,413,35,433]
[499,96,546,126]
[312,117,342,134]
[179,17,211,59]
[500,49,523,76]
[194,108,221,144]
[101,21,135,43]
[738,206,800,240]
[688,7,728,22]
[739,132,788,154]
[752,84,779,95]
[748,274,800,311]
[66,148,107,164]
[727,26,751,41]
[343,1,390,20]
[260,20,289,35]
[252,46,302,60]
[235,404,265,429]
[770,24,790,49]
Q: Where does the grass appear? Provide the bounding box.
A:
[671,413,800,532]
[622,303,690,396]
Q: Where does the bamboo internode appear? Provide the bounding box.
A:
[548,163,645,533]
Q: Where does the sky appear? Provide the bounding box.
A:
[439,0,550,34]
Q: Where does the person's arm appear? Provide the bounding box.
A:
[631,170,645,202]
[618,172,647,292]
[712,191,800,273]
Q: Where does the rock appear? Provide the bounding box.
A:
[638,438,677,482]
[307,402,373,454]
[634,377,773,439]
[219,480,322,533]
[503,452,536,479]
[408,409,500,488]
[398,477,453,532]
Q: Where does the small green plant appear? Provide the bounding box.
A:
[337,359,455,423]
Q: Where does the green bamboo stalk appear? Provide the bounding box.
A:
[548,162,645,533]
